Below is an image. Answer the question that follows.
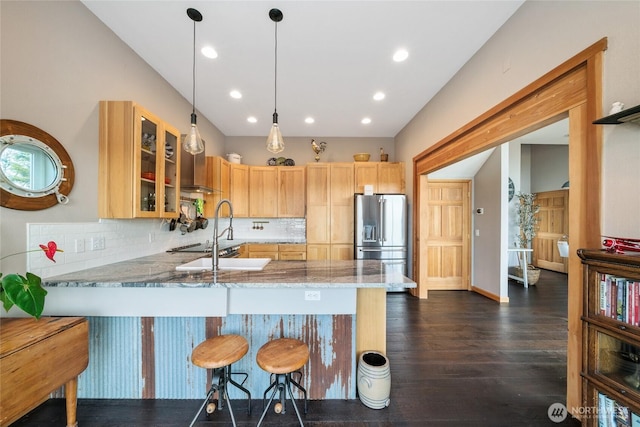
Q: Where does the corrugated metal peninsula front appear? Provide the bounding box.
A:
[53,314,354,400]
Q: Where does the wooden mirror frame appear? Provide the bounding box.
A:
[0,120,75,210]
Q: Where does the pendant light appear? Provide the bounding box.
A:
[266,8,284,154]
[183,8,205,155]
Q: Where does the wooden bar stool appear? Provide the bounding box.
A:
[256,337,309,427]
[189,334,251,427]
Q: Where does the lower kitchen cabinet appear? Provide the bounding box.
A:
[307,244,331,260]
[247,244,279,260]
[279,244,307,260]
[579,249,640,426]
[246,243,307,261]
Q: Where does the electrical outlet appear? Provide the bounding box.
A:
[74,239,85,253]
[148,232,155,243]
[305,290,321,301]
[90,236,105,251]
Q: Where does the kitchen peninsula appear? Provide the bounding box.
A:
[41,253,415,400]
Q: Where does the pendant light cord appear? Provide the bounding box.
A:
[273,21,278,116]
[192,19,196,116]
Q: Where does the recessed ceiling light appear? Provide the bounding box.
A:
[247,116,257,123]
[305,117,315,124]
[361,117,372,125]
[201,46,218,59]
[373,92,385,101]
[393,49,409,62]
[230,90,242,99]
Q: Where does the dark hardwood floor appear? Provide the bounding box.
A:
[14,270,581,426]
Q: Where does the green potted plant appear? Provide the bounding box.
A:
[514,193,541,285]
[0,241,62,319]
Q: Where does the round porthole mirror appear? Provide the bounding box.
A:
[0,120,74,210]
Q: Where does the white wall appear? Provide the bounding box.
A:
[530,145,569,193]
[472,146,504,297]
[0,1,225,274]
[395,0,640,240]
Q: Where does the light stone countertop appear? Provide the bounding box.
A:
[43,252,416,290]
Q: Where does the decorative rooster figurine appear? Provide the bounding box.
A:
[311,139,327,162]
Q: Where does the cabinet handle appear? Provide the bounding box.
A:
[619,325,627,331]
[620,389,627,395]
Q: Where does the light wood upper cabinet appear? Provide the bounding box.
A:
[99,101,180,219]
[249,166,279,217]
[278,167,306,217]
[354,162,405,194]
[249,166,305,218]
[229,163,249,217]
[354,163,378,193]
[378,162,405,193]
[204,156,230,218]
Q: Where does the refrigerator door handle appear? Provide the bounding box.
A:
[379,198,385,242]
[358,248,405,252]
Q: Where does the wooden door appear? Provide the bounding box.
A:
[532,189,568,273]
[422,180,470,294]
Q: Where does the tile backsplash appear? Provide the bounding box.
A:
[28,217,305,278]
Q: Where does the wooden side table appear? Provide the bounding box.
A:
[0,317,89,427]
[507,248,533,288]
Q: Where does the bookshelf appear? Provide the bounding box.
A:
[579,249,640,426]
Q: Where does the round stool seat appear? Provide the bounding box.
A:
[256,338,309,374]
[191,334,249,369]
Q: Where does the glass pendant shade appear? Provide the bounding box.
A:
[183,113,204,155]
[266,122,284,154]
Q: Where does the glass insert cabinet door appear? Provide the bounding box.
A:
[163,128,178,216]
[138,113,158,215]
[592,330,640,397]
[134,108,180,218]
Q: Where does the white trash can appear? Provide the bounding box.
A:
[357,350,391,409]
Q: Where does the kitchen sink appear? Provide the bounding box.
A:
[176,257,271,272]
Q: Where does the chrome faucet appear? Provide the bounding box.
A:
[212,199,234,273]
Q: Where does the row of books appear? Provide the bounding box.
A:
[598,392,639,426]
[599,273,640,325]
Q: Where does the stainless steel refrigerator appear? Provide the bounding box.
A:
[354,194,408,279]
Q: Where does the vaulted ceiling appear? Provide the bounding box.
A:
[82,1,524,138]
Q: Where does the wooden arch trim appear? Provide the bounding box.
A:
[411,37,607,415]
